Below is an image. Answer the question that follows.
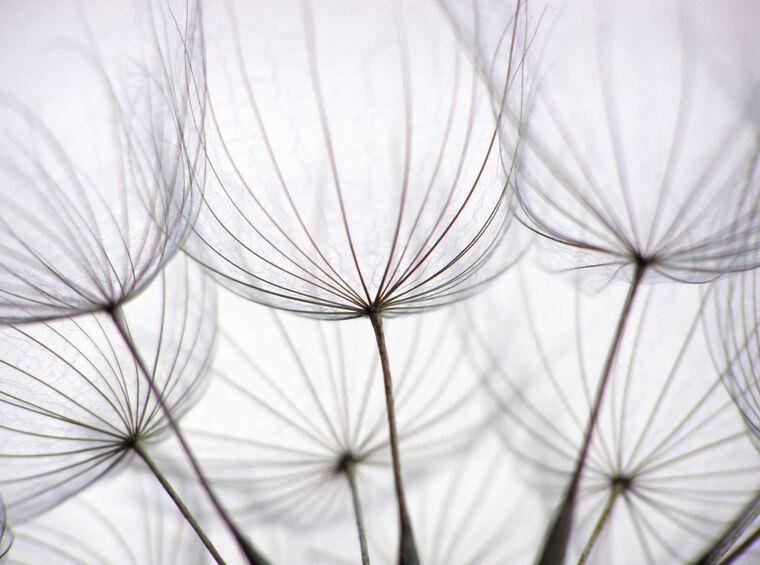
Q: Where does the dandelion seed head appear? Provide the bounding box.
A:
[0,0,206,324]
[5,467,208,565]
[0,256,215,522]
[469,260,760,563]
[310,433,546,565]
[510,1,760,283]
[162,292,491,529]
[707,268,760,453]
[185,0,528,319]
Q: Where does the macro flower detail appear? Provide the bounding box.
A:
[0,0,205,324]
[449,3,760,561]
[161,296,489,564]
[0,256,216,540]
[709,268,760,451]
[187,0,526,319]
[0,1,759,564]
[512,2,760,283]
[470,263,760,564]
[185,1,529,560]
[312,433,545,565]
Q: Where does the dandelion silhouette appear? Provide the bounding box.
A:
[469,263,760,564]
[513,2,760,283]
[5,467,208,565]
[0,256,222,560]
[186,1,529,560]
[699,267,760,562]
[189,0,528,319]
[2,2,755,564]
[450,2,760,560]
[162,294,490,565]
[0,4,268,561]
[0,0,205,325]
[709,268,760,452]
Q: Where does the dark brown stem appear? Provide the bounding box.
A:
[345,460,371,565]
[368,312,420,565]
[134,442,225,565]
[537,264,646,565]
[109,306,270,565]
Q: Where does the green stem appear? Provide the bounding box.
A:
[345,461,371,565]
[719,522,760,564]
[537,264,646,565]
[692,490,760,564]
[368,312,420,565]
[134,442,225,565]
[109,306,270,565]
[577,484,623,565]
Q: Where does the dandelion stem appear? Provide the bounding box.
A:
[719,522,760,565]
[368,311,420,565]
[133,441,225,565]
[537,263,646,565]
[109,306,271,565]
[577,483,624,565]
[344,459,371,565]
[692,490,760,564]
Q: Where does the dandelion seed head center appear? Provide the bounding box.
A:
[334,451,360,475]
[122,435,138,450]
[609,474,634,492]
[634,254,652,269]
[364,301,386,316]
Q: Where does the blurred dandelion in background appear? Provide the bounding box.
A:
[310,433,546,565]
[0,0,205,324]
[709,268,760,452]
[701,266,760,563]
[469,260,760,564]
[159,296,489,563]
[5,468,209,565]
[0,0,759,564]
